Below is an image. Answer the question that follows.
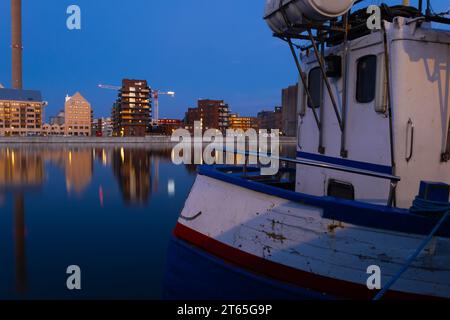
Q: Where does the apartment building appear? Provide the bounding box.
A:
[185,99,230,133]
[112,79,151,137]
[0,88,45,136]
[64,92,92,136]
[229,113,259,131]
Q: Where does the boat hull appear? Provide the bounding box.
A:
[171,172,450,300]
[163,236,328,300]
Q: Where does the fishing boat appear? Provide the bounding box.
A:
[165,0,450,300]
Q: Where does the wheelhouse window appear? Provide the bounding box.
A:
[308,67,322,108]
[327,179,355,200]
[356,55,377,103]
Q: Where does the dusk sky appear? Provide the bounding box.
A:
[0,0,448,120]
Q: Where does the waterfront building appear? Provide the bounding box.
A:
[0,88,45,136]
[257,106,283,133]
[42,123,64,136]
[92,117,114,137]
[91,118,102,137]
[157,118,183,135]
[50,110,65,126]
[282,84,299,137]
[185,99,230,133]
[229,114,259,131]
[64,92,92,136]
[102,117,114,137]
[112,79,151,137]
[184,107,199,132]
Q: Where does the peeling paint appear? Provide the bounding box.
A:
[262,245,273,258]
[327,221,344,233]
[263,231,287,243]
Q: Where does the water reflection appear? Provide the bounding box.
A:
[0,149,45,189]
[0,145,189,298]
[1,145,296,204]
[14,193,26,294]
[0,144,296,299]
[112,148,152,205]
[0,149,45,294]
[0,146,182,206]
[42,149,94,195]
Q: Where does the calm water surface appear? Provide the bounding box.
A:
[0,144,295,299]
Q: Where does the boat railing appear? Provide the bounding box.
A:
[226,149,401,207]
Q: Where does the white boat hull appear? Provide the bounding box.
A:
[174,174,450,299]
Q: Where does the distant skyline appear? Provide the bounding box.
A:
[0,0,448,121]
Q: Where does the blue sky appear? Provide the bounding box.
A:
[0,0,448,120]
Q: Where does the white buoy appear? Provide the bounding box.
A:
[264,0,355,33]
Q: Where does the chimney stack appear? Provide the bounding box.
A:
[11,0,22,89]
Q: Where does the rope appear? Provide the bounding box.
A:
[373,197,450,300]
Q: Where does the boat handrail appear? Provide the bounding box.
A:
[226,149,400,207]
[229,149,400,182]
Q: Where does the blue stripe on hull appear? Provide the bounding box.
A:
[198,166,450,238]
[163,237,330,300]
[297,151,393,175]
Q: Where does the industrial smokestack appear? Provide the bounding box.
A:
[11,0,22,89]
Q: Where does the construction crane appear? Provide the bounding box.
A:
[97,84,175,125]
[98,84,120,91]
[151,89,175,126]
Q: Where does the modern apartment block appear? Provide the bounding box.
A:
[184,107,200,132]
[112,79,151,137]
[185,99,230,133]
[0,88,45,136]
[92,118,102,137]
[157,118,183,135]
[257,106,283,132]
[102,118,114,137]
[64,92,92,136]
[229,114,259,131]
[282,84,299,137]
[92,117,113,137]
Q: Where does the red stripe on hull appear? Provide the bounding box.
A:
[174,222,440,300]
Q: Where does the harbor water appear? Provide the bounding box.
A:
[0,144,295,299]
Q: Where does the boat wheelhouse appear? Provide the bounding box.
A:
[165,1,450,300]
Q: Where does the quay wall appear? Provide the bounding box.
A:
[0,136,297,145]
